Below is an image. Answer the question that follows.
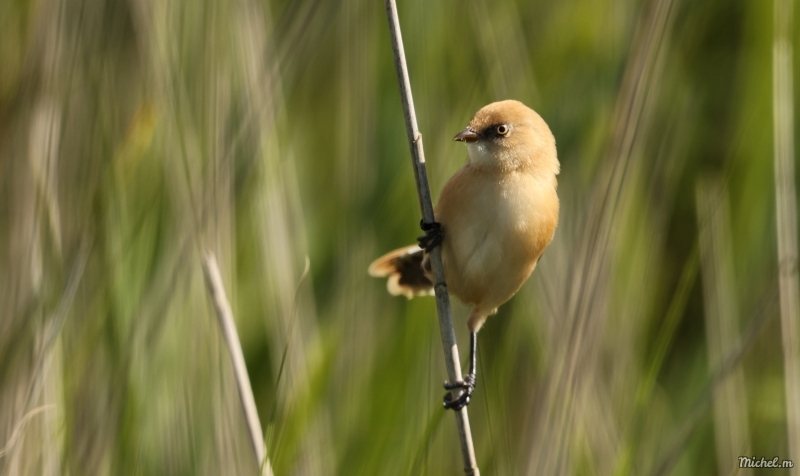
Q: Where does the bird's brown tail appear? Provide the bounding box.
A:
[368,245,434,298]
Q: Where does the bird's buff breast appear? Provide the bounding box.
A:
[435,169,558,311]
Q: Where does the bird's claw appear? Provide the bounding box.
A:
[418,220,443,252]
[442,373,476,411]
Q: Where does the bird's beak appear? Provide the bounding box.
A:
[453,128,479,143]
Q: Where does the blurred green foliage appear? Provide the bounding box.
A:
[0,0,798,474]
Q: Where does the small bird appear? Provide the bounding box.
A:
[369,100,560,410]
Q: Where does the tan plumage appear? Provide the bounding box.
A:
[370,99,559,332]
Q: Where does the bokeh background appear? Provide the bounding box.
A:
[1,0,799,474]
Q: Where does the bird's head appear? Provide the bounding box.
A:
[454,100,559,178]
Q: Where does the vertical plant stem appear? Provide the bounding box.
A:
[383,1,479,474]
[773,0,800,468]
[202,253,274,476]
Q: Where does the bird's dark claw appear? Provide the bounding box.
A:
[418,219,444,252]
[442,373,476,411]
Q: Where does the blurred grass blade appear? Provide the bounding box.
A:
[696,177,752,475]
[526,0,677,472]
[0,405,55,459]
[265,256,309,450]
[653,286,778,476]
[773,0,800,467]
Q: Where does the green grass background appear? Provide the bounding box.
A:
[0,0,797,474]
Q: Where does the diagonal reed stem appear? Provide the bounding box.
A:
[202,253,274,476]
[383,1,479,474]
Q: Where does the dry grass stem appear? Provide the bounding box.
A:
[202,253,274,476]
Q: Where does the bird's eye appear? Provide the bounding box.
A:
[496,124,509,136]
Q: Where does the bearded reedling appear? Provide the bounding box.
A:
[370,100,560,410]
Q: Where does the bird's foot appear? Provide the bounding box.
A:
[442,373,476,411]
[418,220,443,252]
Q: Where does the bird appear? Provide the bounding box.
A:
[369,99,560,410]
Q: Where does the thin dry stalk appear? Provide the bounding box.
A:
[772,0,800,468]
[202,253,274,476]
[383,1,479,473]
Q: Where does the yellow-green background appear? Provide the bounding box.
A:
[0,0,797,474]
